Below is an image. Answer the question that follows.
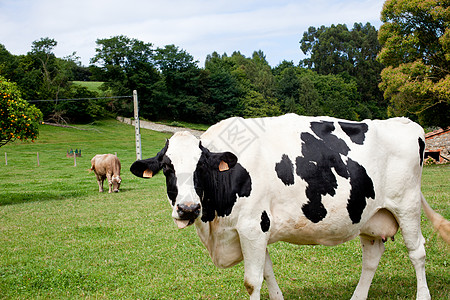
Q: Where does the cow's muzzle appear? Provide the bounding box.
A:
[177,203,201,220]
[174,203,201,229]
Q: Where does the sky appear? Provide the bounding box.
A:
[0,0,385,67]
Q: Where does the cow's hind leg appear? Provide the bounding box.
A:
[264,249,283,300]
[96,175,104,192]
[397,207,431,299]
[351,236,385,300]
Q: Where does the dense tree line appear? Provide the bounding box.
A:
[1,1,448,128]
[0,23,386,125]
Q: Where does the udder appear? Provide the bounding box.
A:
[360,208,399,243]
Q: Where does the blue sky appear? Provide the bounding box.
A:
[0,0,385,67]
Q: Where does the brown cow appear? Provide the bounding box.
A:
[90,154,122,193]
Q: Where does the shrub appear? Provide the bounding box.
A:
[0,76,43,147]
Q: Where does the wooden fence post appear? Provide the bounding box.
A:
[133,90,142,160]
[74,154,77,167]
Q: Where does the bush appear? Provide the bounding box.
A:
[0,76,43,147]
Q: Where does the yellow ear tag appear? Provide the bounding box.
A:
[143,169,153,178]
[219,161,229,172]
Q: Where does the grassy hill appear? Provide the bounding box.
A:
[72,81,106,94]
[0,119,448,299]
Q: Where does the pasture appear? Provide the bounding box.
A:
[72,81,105,93]
[0,119,448,299]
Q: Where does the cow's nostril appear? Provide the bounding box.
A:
[177,203,201,219]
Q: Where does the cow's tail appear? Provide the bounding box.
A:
[421,193,450,244]
[89,163,95,173]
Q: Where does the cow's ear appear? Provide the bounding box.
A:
[199,142,237,172]
[130,140,168,178]
[130,157,161,178]
[218,152,237,171]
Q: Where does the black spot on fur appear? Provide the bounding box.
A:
[311,121,350,155]
[418,138,425,166]
[194,145,252,223]
[339,122,368,145]
[296,121,374,224]
[296,126,350,223]
[346,158,375,223]
[162,156,177,206]
[260,211,270,232]
[275,154,295,186]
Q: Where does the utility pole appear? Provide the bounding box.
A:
[133,90,142,160]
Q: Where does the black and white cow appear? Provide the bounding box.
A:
[130,114,447,300]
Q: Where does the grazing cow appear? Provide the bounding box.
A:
[130,114,448,299]
[90,154,122,193]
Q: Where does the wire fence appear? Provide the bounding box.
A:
[26,95,132,103]
[20,90,140,161]
[4,151,119,167]
[4,151,79,167]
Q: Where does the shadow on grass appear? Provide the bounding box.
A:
[276,271,448,299]
[0,190,90,206]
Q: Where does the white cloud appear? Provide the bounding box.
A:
[0,0,384,67]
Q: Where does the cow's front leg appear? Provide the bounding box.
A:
[264,249,283,300]
[106,174,113,193]
[239,227,269,299]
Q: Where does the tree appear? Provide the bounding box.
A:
[275,66,302,112]
[205,68,241,121]
[312,72,359,120]
[54,84,104,123]
[91,35,163,119]
[274,64,358,119]
[241,90,281,118]
[0,76,43,147]
[154,45,199,97]
[29,38,71,100]
[0,44,16,76]
[1,38,93,123]
[378,0,450,127]
[297,75,322,116]
[300,23,386,118]
[208,50,280,118]
[154,45,213,122]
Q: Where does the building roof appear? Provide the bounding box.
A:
[425,127,450,139]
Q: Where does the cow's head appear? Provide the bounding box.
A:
[110,175,122,193]
[130,131,242,229]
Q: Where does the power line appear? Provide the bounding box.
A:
[26,95,132,103]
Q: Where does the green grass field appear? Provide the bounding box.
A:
[0,119,449,299]
[72,81,106,94]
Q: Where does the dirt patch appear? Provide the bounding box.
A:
[117,117,204,137]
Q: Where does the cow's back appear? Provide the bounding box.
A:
[200,114,425,245]
[91,154,121,176]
